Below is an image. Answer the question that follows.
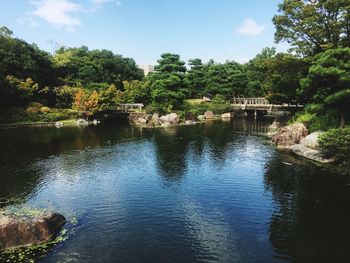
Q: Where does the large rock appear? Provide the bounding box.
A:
[197,115,206,121]
[272,123,308,148]
[151,113,159,126]
[76,119,89,126]
[0,213,66,251]
[185,120,197,126]
[303,149,335,163]
[204,111,215,119]
[267,121,281,138]
[146,120,154,128]
[221,113,232,119]
[159,113,179,127]
[300,131,323,150]
[291,144,310,156]
[185,113,197,121]
[137,118,147,125]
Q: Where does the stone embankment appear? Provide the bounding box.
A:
[129,111,234,128]
[270,122,335,163]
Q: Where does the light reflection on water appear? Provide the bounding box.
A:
[0,119,350,263]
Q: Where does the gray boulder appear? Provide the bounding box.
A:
[267,121,280,138]
[303,149,335,163]
[0,213,66,251]
[159,113,179,127]
[185,120,197,126]
[137,118,147,125]
[76,119,89,126]
[221,113,232,119]
[291,144,310,156]
[197,115,205,121]
[151,113,159,125]
[300,131,323,150]
[204,111,215,119]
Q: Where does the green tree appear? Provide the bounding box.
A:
[264,53,309,104]
[185,58,206,97]
[123,80,151,103]
[273,0,350,55]
[150,53,187,112]
[300,48,350,127]
[98,84,125,111]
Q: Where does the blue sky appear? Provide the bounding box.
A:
[0,0,289,64]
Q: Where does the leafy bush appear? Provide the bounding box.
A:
[211,94,226,104]
[292,112,315,124]
[45,112,67,121]
[319,128,350,165]
[309,110,339,132]
[290,107,339,132]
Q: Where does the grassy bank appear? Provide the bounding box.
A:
[0,103,82,127]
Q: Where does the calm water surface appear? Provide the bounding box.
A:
[1,119,350,263]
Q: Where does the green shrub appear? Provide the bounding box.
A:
[290,108,339,132]
[319,128,350,165]
[189,108,200,117]
[45,112,67,121]
[309,110,339,132]
[304,103,324,114]
[211,94,226,104]
[207,103,231,114]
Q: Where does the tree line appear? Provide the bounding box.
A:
[0,0,349,128]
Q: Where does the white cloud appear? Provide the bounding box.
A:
[91,0,122,6]
[236,18,265,36]
[31,0,82,30]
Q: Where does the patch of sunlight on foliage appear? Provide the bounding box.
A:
[289,106,339,132]
[183,99,206,106]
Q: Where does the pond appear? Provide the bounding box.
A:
[1,119,350,263]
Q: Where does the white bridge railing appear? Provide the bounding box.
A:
[232,97,270,106]
[231,97,302,110]
[117,103,144,112]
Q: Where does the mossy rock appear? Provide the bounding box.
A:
[26,107,40,114]
[39,107,51,114]
[27,102,44,109]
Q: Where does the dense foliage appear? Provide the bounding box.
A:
[319,128,350,165]
[273,0,350,55]
[0,0,350,132]
[300,48,350,127]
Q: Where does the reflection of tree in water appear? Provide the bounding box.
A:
[0,122,148,207]
[152,127,195,181]
[264,152,350,262]
[204,121,236,165]
[152,119,273,181]
[0,165,43,208]
[0,123,148,167]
